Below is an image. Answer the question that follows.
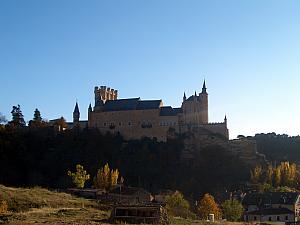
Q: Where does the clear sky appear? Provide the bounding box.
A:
[1,0,300,139]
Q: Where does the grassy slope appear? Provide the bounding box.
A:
[0,185,248,225]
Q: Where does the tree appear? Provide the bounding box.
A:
[221,199,244,221]
[29,108,45,127]
[0,113,7,124]
[67,164,90,188]
[197,193,221,220]
[54,117,67,131]
[165,191,194,219]
[250,165,262,184]
[93,163,120,191]
[9,105,26,127]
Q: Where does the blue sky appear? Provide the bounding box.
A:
[1,0,300,139]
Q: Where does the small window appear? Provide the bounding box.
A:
[128,122,131,126]
[104,122,106,126]
[286,216,288,221]
[277,216,280,221]
[119,122,121,126]
[254,216,257,221]
[269,217,272,221]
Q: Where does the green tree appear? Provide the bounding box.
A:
[93,163,120,191]
[9,105,26,127]
[221,199,244,221]
[197,193,221,220]
[67,164,90,188]
[29,108,46,127]
[165,191,194,219]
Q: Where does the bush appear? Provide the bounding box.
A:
[0,200,8,213]
[165,191,195,219]
[221,199,244,221]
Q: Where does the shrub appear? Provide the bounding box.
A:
[0,200,8,213]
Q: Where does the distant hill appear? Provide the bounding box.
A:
[253,133,300,163]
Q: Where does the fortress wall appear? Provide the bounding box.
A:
[89,109,179,141]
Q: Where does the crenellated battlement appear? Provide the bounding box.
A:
[94,86,118,103]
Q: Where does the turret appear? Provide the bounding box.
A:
[73,102,80,123]
[202,79,207,94]
[183,92,186,101]
[88,103,92,112]
[224,115,227,125]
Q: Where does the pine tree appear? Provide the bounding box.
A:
[9,105,26,127]
[33,108,42,122]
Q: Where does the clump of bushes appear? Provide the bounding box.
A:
[0,200,8,213]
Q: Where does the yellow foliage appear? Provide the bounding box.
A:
[197,193,221,220]
[67,164,90,189]
[93,163,121,191]
[250,166,262,184]
[0,200,8,213]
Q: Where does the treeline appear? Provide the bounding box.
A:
[250,161,300,191]
[253,133,300,163]
[0,125,249,198]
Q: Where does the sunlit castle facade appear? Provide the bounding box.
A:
[72,81,228,141]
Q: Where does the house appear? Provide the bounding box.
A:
[110,204,169,224]
[243,192,300,223]
[98,186,153,204]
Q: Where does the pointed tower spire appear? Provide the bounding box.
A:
[195,91,197,96]
[183,92,186,101]
[224,115,227,124]
[73,101,80,123]
[202,79,207,94]
[88,103,92,112]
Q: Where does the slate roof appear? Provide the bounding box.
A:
[102,98,163,112]
[137,100,162,110]
[243,192,300,206]
[160,107,183,116]
[247,208,294,215]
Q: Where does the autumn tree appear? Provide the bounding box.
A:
[67,164,90,188]
[54,117,68,131]
[197,193,221,220]
[165,191,194,219]
[221,199,244,222]
[93,163,120,191]
[250,165,262,184]
[9,105,26,127]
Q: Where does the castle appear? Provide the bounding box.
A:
[72,81,229,141]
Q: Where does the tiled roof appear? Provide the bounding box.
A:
[160,106,182,116]
[247,208,294,215]
[109,186,150,195]
[102,98,162,112]
[103,98,140,111]
[243,192,299,206]
[137,100,162,110]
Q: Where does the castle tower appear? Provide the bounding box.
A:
[73,102,80,124]
[199,80,208,123]
[94,86,118,111]
[182,80,209,126]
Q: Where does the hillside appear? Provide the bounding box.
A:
[0,185,249,225]
[0,127,249,198]
[0,185,109,225]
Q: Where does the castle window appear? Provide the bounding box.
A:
[119,122,122,126]
[128,122,131,126]
[104,122,106,127]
